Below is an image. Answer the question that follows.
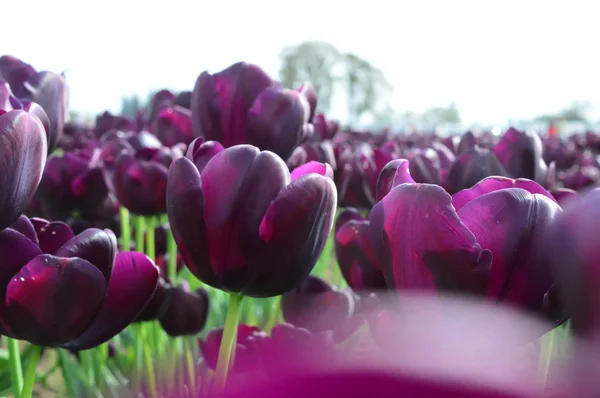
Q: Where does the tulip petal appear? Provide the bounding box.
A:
[457,188,561,311]
[4,255,106,346]
[253,173,337,296]
[0,228,42,286]
[36,221,75,254]
[54,229,117,283]
[61,251,159,350]
[9,216,39,246]
[290,161,333,181]
[445,148,508,194]
[335,208,365,234]
[376,159,415,202]
[370,183,491,294]
[0,110,47,229]
[167,158,216,285]
[185,138,224,173]
[0,56,36,97]
[452,176,556,211]
[247,87,310,160]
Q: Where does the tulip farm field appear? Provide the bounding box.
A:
[0,54,598,397]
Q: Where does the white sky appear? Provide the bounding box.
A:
[3,0,600,125]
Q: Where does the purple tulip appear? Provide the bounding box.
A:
[287,141,337,172]
[191,62,313,160]
[113,150,169,215]
[546,188,600,338]
[0,108,48,229]
[39,150,108,215]
[312,113,339,141]
[155,105,195,147]
[457,131,477,154]
[0,217,159,348]
[174,90,192,109]
[158,281,209,336]
[167,144,337,297]
[198,324,263,372]
[404,148,442,185]
[550,187,581,207]
[94,111,135,137]
[445,147,509,194]
[146,89,175,129]
[335,209,386,291]
[375,159,416,202]
[370,176,562,319]
[281,276,356,337]
[493,127,547,184]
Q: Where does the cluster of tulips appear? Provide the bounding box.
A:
[0,53,599,398]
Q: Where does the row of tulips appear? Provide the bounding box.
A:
[0,53,599,397]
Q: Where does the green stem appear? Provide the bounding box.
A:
[93,346,105,393]
[141,326,158,398]
[80,349,95,385]
[57,349,75,397]
[7,338,23,397]
[120,206,131,251]
[185,339,196,395]
[214,293,244,392]
[145,216,155,262]
[20,345,42,398]
[537,328,556,389]
[167,227,178,282]
[134,324,144,395]
[135,215,145,254]
[265,296,282,331]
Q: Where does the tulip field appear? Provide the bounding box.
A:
[0,55,600,397]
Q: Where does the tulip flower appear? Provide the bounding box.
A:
[155,105,195,147]
[546,188,600,338]
[174,90,192,109]
[94,111,135,136]
[335,209,386,291]
[370,176,562,320]
[493,127,548,184]
[0,216,159,348]
[445,147,509,194]
[159,281,209,336]
[38,150,108,217]
[281,276,355,335]
[199,325,264,372]
[312,113,339,141]
[0,55,68,154]
[0,106,48,230]
[191,62,314,160]
[167,144,337,297]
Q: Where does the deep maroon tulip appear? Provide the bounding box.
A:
[113,151,169,215]
[198,324,263,372]
[147,89,175,129]
[312,113,339,141]
[404,148,441,185]
[336,147,377,208]
[371,177,562,318]
[135,277,172,322]
[445,147,509,194]
[0,217,159,348]
[94,112,135,137]
[559,165,600,191]
[546,188,600,338]
[297,83,317,123]
[159,281,209,336]
[287,141,337,171]
[457,131,477,154]
[39,150,108,214]
[281,276,355,335]
[155,106,195,147]
[0,109,48,229]
[493,127,547,184]
[375,159,416,202]
[0,56,36,97]
[550,188,580,207]
[191,62,313,160]
[167,145,337,297]
[335,210,386,291]
[127,131,162,151]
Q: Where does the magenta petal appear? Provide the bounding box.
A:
[290,161,333,181]
[36,221,75,254]
[199,324,262,371]
[452,176,556,211]
[61,252,159,350]
[9,216,39,246]
[376,159,415,202]
[458,188,561,312]
[0,228,42,286]
[185,138,224,173]
[54,229,117,283]
[335,208,365,234]
[370,183,491,294]
[5,255,106,346]
[550,188,581,207]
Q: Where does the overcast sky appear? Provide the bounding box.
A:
[4,0,599,125]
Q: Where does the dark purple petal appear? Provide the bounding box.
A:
[452,176,556,212]
[36,221,75,254]
[376,159,415,202]
[297,82,317,122]
[370,183,491,294]
[246,87,311,160]
[335,220,386,291]
[445,148,509,194]
[0,228,42,286]
[198,324,262,371]
[9,216,38,246]
[159,286,209,336]
[335,208,365,235]
[0,110,47,229]
[457,131,477,154]
[22,102,50,145]
[0,56,36,96]
[61,251,159,350]
[54,229,117,284]
[185,138,224,173]
[155,106,195,147]
[493,127,547,183]
[550,188,581,207]
[4,255,106,346]
[135,277,173,322]
[458,188,561,313]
